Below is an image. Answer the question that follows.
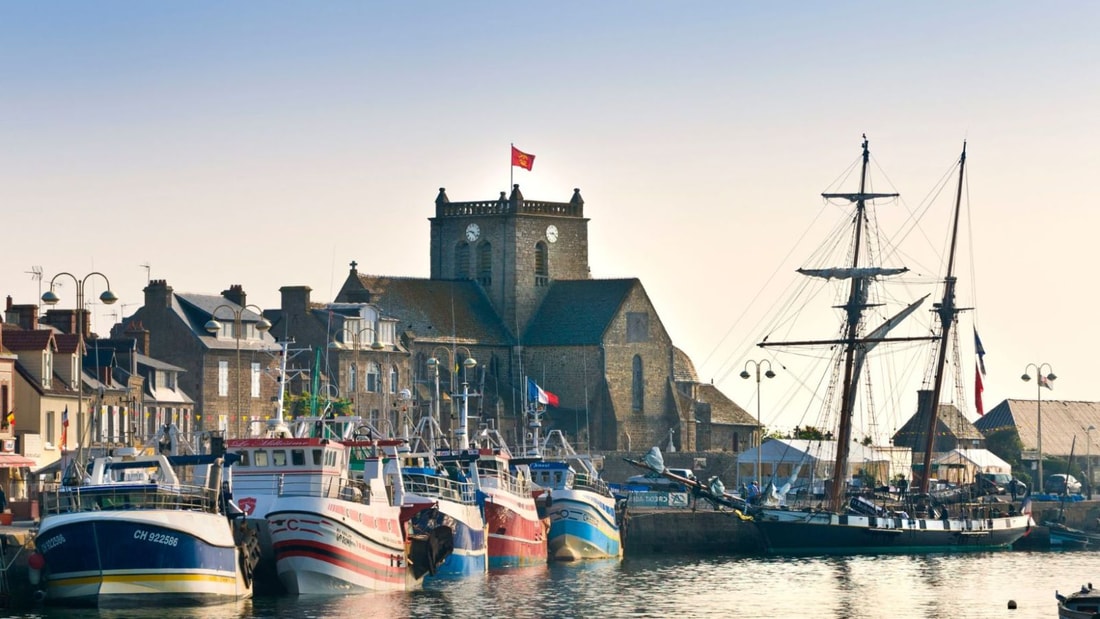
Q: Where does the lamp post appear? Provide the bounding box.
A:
[205,304,271,439]
[427,347,477,450]
[1021,362,1056,489]
[741,359,775,485]
[42,272,118,470]
[1088,425,1096,500]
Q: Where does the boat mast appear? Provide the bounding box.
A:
[824,136,874,512]
[917,143,967,495]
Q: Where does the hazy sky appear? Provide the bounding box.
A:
[3,3,1098,442]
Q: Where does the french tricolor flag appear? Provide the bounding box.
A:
[527,377,559,407]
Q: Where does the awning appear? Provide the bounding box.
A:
[0,455,36,468]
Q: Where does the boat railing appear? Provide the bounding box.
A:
[275,474,381,505]
[403,472,476,505]
[39,482,220,516]
[475,462,530,496]
[573,472,613,497]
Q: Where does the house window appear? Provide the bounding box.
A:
[218,360,229,396]
[251,362,261,398]
[46,410,55,445]
[455,242,470,279]
[632,354,644,412]
[627,312,649,343]
[389,365,398,394]
[43,349,53,389]
[535,241,549,287]
[476,242,492,286]
[366,362,381,393]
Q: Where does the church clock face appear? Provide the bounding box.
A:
[465,223,480,242]
[546,224,559,243]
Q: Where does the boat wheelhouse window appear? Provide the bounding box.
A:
[291,449,306,466]
[272,450,287,466]
[237,451,251,466]
[254,451,269,467]
[313,449,324,466]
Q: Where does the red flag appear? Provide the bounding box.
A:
[511,146,535,171]
[975,363,985,416]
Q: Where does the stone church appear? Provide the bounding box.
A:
[330,185,758,453]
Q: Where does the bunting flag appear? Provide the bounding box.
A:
[527,377,559,407]
[975,363,985,416]
[974,329,987,375]
[511,145,535,171]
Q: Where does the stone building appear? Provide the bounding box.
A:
[330,185,751,452]
[265,285,414,433]
[117,281,282,438]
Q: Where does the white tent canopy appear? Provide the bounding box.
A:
[933,448,1011,483]
[736,439,897,487]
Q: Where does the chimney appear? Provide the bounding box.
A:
[279,286,312,314]
[125,325,151,355]
[5,304,39,330]
[43,308,89,335]
[222,284,245,307]
[144,279,173,309]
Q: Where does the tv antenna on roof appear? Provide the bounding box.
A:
[26,266,44,298]
[140,263,152,283]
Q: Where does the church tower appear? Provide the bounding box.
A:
[429,184,589,336]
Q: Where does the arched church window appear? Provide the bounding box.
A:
[455,242,470,279]
[535,241,549,287]
[477,242,492,286]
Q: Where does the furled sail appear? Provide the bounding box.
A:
[797,267,909,280]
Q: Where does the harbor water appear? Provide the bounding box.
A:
[6,550,1092,619]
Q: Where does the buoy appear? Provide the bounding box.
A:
[27,552,45,586]
[1007,600,1017,609]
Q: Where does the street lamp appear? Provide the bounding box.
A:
[1021,362,1056,489]
[741,359,776,485]
[427,347,477,450]
[42,272,117,470]
[205,304,271,439]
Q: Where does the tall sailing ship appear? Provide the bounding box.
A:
[751,137,1033,554]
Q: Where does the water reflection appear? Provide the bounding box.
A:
[15,551,1095,619]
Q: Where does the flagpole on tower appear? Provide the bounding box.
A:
[510,143,514,191]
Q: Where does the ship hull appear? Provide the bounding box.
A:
[545,489,622,561]
[36,511,249,607]
[755,511,1033,555]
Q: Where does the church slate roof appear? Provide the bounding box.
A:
[352,276,513,346]
[523,279,637,345]
[672,347,698,383]
[696,383,758,426]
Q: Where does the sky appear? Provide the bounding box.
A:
[2,3,1098,443]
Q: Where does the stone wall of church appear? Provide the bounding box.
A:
[601,287,676,452]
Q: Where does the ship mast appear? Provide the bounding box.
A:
[825,136,873,512]
[917,143,967,495]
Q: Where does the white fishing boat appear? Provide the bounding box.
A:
[32,449,256,607]
[258,437,451,593]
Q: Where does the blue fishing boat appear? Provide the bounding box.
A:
[32,449,256,607]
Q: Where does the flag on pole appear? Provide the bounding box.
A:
[1039,374,1054,390]
[4,410,13,430]
[527,377,559,407]
[61,406,69,447]
[975,363,985,416]
[511,146,535,171]
[974,329,987,375]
